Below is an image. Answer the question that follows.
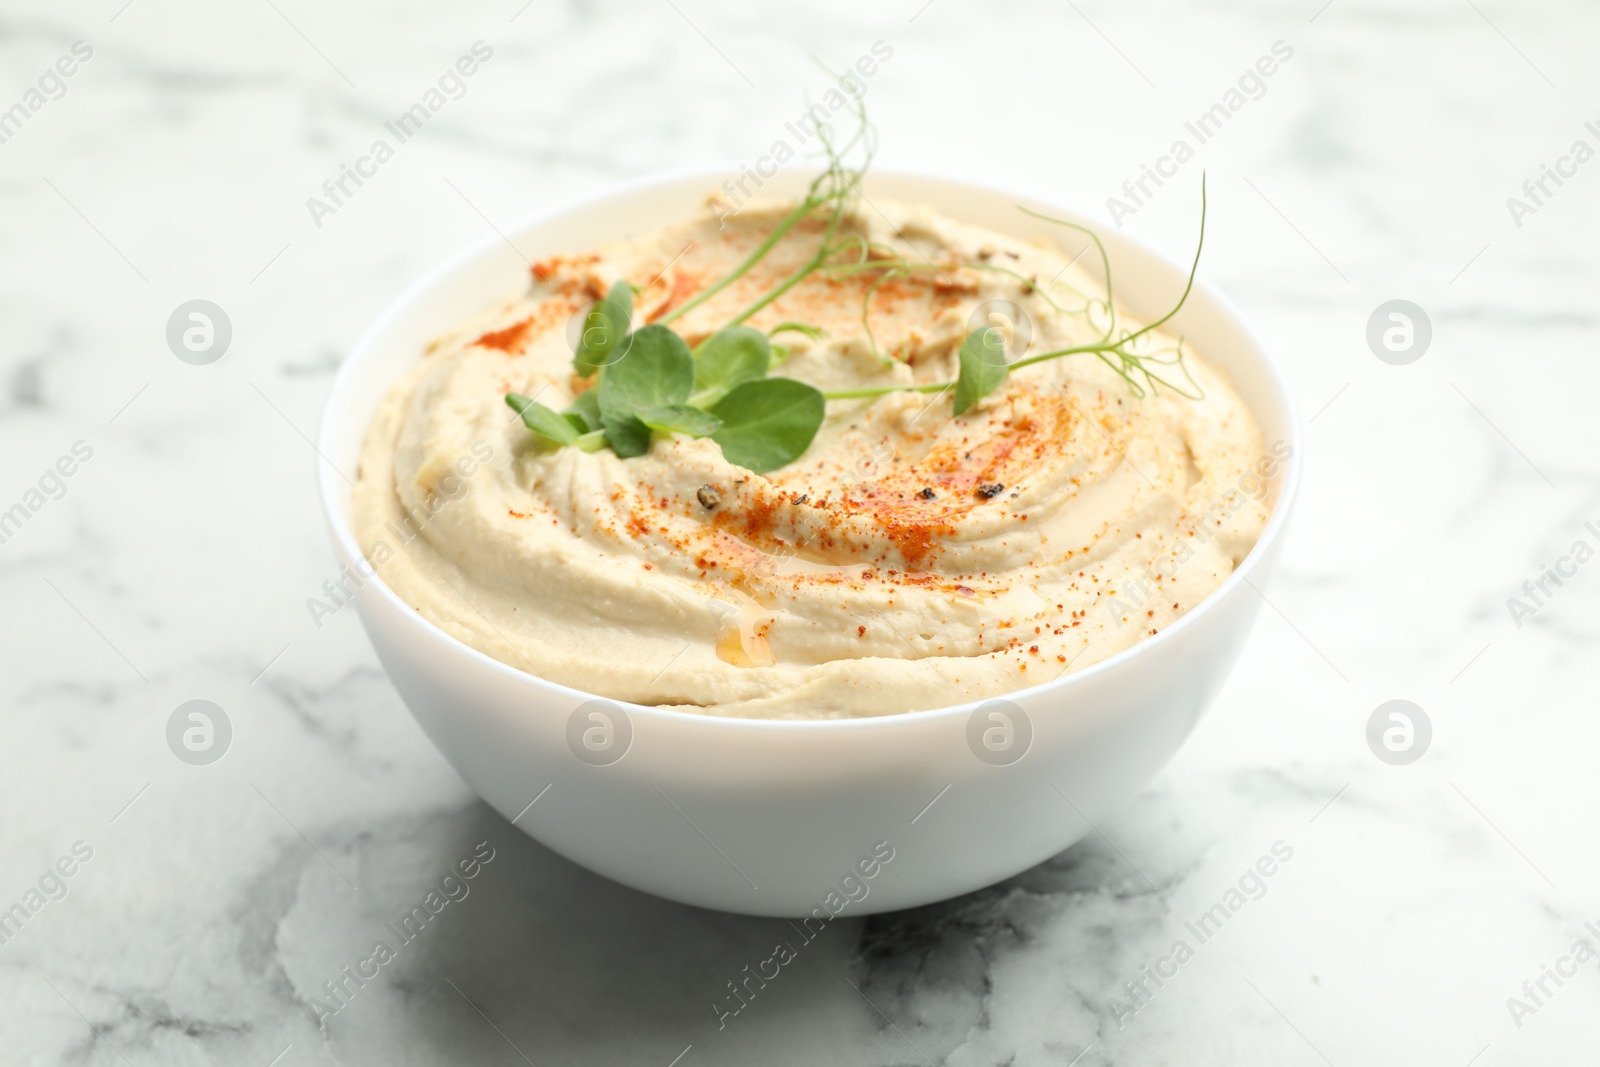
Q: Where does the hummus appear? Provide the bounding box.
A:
[353,196,1277,718]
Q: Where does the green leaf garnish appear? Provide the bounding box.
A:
[573,280,633,378]
[639,404,723,438]
[507,392,580,447]
[709,378,825,474]
[952,328,1010,416]
[690,326,771,407]
[564,389,602,432]
[597,324,694,458]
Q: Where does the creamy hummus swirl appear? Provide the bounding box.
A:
[353,196,1276,718]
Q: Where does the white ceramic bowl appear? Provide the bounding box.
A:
[318,168,1301,917]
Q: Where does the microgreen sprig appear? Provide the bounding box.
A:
[819,175,1209,409]
[506,92,875,474]
[505,100,1208,477]
[507,320,827,474]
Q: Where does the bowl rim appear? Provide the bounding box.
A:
[317,163,1303,733]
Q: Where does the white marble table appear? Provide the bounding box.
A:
[2,0,1596,1063]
